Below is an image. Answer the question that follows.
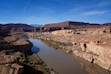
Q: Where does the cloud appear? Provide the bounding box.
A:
[22,0,31,15]
[82,10,108,15]
[36,7,54,13]
[97,1,111,7]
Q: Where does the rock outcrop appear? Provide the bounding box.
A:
[0,32,49,74]
[0,32,32,74]
[43,21,100,31]
[0,23,41,32]
[80,43,111,70]
[0,52,24,74]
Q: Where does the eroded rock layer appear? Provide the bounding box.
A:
[28,27,111,71]
[0,32,49,74]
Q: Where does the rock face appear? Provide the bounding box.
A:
[0,23,40,32]
[0,52,24,74]
[72,54,111,74]
[32,27,111,71]
[81,43,111,70]
[0,31,51,74]
[0,32,32,74]
[43,21,100,31]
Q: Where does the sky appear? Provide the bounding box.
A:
[0,0,111,25]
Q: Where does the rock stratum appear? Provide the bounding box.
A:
[28,25,111,72]
[1,21,111,32]
[0,30,49,74]
[0,32,31,74]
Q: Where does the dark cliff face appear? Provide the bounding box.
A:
[43,21,101,31]
[0,30,32,74]
[42,21,111,32]
[102,23,111,26]
[3,23,32,28]
[0,27,10,37]
[0,24,2,27]
[0,23,35,32]
[0,23,43,32]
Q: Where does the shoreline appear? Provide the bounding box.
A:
[37,37,111,74]
[30,39,58,74]
[27,31,111,74]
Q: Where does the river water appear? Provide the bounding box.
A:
[29,38,89,74]
[29,38,110,74]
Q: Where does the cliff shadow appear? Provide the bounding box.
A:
[0,28,10,37]
[31,46,40,54]
[22,64,43,74]
[0,43,33,56]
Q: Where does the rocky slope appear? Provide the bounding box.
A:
[0,23,36,32]
[28,27,111,72]
[0,32,49,74]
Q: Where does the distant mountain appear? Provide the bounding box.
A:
[0,24,2,27]
[0,23,35,32]
[43,21,101,31]
[0,21,111,32]
[102,23,111,26]
[30,24,43,27]
[2,23,33,29]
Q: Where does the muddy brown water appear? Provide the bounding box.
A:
[29,38,110,74]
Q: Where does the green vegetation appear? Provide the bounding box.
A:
[38,38,72,50]
[39,38,63,50]
[45,67,50,74]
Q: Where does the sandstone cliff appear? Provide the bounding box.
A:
[0,32,49,74]
[0,32,31,74]
[30,28,111,72]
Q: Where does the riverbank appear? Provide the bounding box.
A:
[0,32,50,74]
[29,38,88,74]
[35,37,111,74]
[27,30,111,72]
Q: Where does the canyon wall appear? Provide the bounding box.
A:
[0,32,32,74]
[0,32,50,74]
[30,28,111,71]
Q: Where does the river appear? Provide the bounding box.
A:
[29,38,110,74]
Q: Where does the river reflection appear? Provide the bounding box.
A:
[29,38,110,74]
[31,46,40,53]
[72,54,111,74]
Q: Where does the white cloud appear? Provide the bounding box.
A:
[36,7,54,14]
[82,10,108,15]
[22,0,31,15]
[97,1,111,7]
